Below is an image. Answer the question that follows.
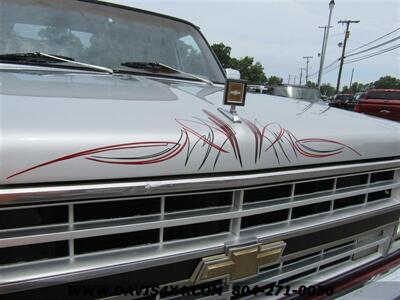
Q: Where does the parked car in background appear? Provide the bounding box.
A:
[330,93,354,108]
[320,94,329,101]
[346,91,367,110]
[355,89,400,121]
[354,92,367,101]
[247,84,268,94]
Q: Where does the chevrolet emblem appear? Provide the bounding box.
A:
[190,241,286,284]
[223,79,247,106]
[229,90,241,96]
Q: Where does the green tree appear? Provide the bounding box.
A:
[319,83,335,96]
[348,82,371,93]
[267,76,283,86]
[306,81,317,88]
[341,85,350,93]
[372,76,400,89]
[350,82,360,93]
[211,43,232,68]
[230,56,267,84]
[211,43,267,84]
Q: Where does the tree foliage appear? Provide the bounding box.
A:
[338,77,400,94]
[306,81,317,89]
[211,43,400,91]
[211,42,267,84]
[372,76,400,89]
[341,86,350,94]
[320,83,336,96]
[348,82,372,93]
[267,75,283,86]
[230,56,267,84]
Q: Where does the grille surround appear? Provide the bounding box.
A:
[1,159,400,295]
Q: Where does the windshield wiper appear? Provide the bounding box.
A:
[0,52,114,74]
[120,61,214,85]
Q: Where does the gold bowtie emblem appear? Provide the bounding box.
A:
[190,241,286,284]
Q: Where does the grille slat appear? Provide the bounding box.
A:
[165,192,232,213]
[74,197,161,222]
[294,179,335,196]
[75,230,160,255]
[0,241,69,266]
[0,206,68,230]
[336,174,369,189]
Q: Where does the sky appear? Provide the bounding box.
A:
[106,0,399,87]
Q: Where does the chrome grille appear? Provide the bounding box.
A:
[144,227,389,300]
[234,228,389,300]
[1,161,400,295]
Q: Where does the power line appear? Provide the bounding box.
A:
[346,26,400,54]
[309,27,400,82]
[315,37,399,76]
[321,64,340,76]
[345,35,400,58]
[323,58,340,70]
[345,43,400,64]
[349,38,400,56]
[310,36,400,79]
[323,65,340,76]
[309,64,339,81]
[308,58,340,79]
[302,27,400,84]
[345,44,400,63]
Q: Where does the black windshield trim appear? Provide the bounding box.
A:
[115,69,224,84]
[0,61,225,84]
[0,61,111,74]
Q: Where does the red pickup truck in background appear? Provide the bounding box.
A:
[354,89,400,121]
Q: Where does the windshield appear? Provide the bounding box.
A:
[0,0,225,83]
[354,93,365,100]
[366,91,400,100]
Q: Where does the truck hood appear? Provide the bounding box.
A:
[1,70,400,185]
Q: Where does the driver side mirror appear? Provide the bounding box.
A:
[225,68,241,80]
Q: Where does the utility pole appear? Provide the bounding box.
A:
[299,68,305,85]
[293,75,297,85]
[303,56,313,85]
[287,74,291,85]
[317,25,332,87]
[336,20,360,93]
[349,68,354,88]
[317,0,335,88]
